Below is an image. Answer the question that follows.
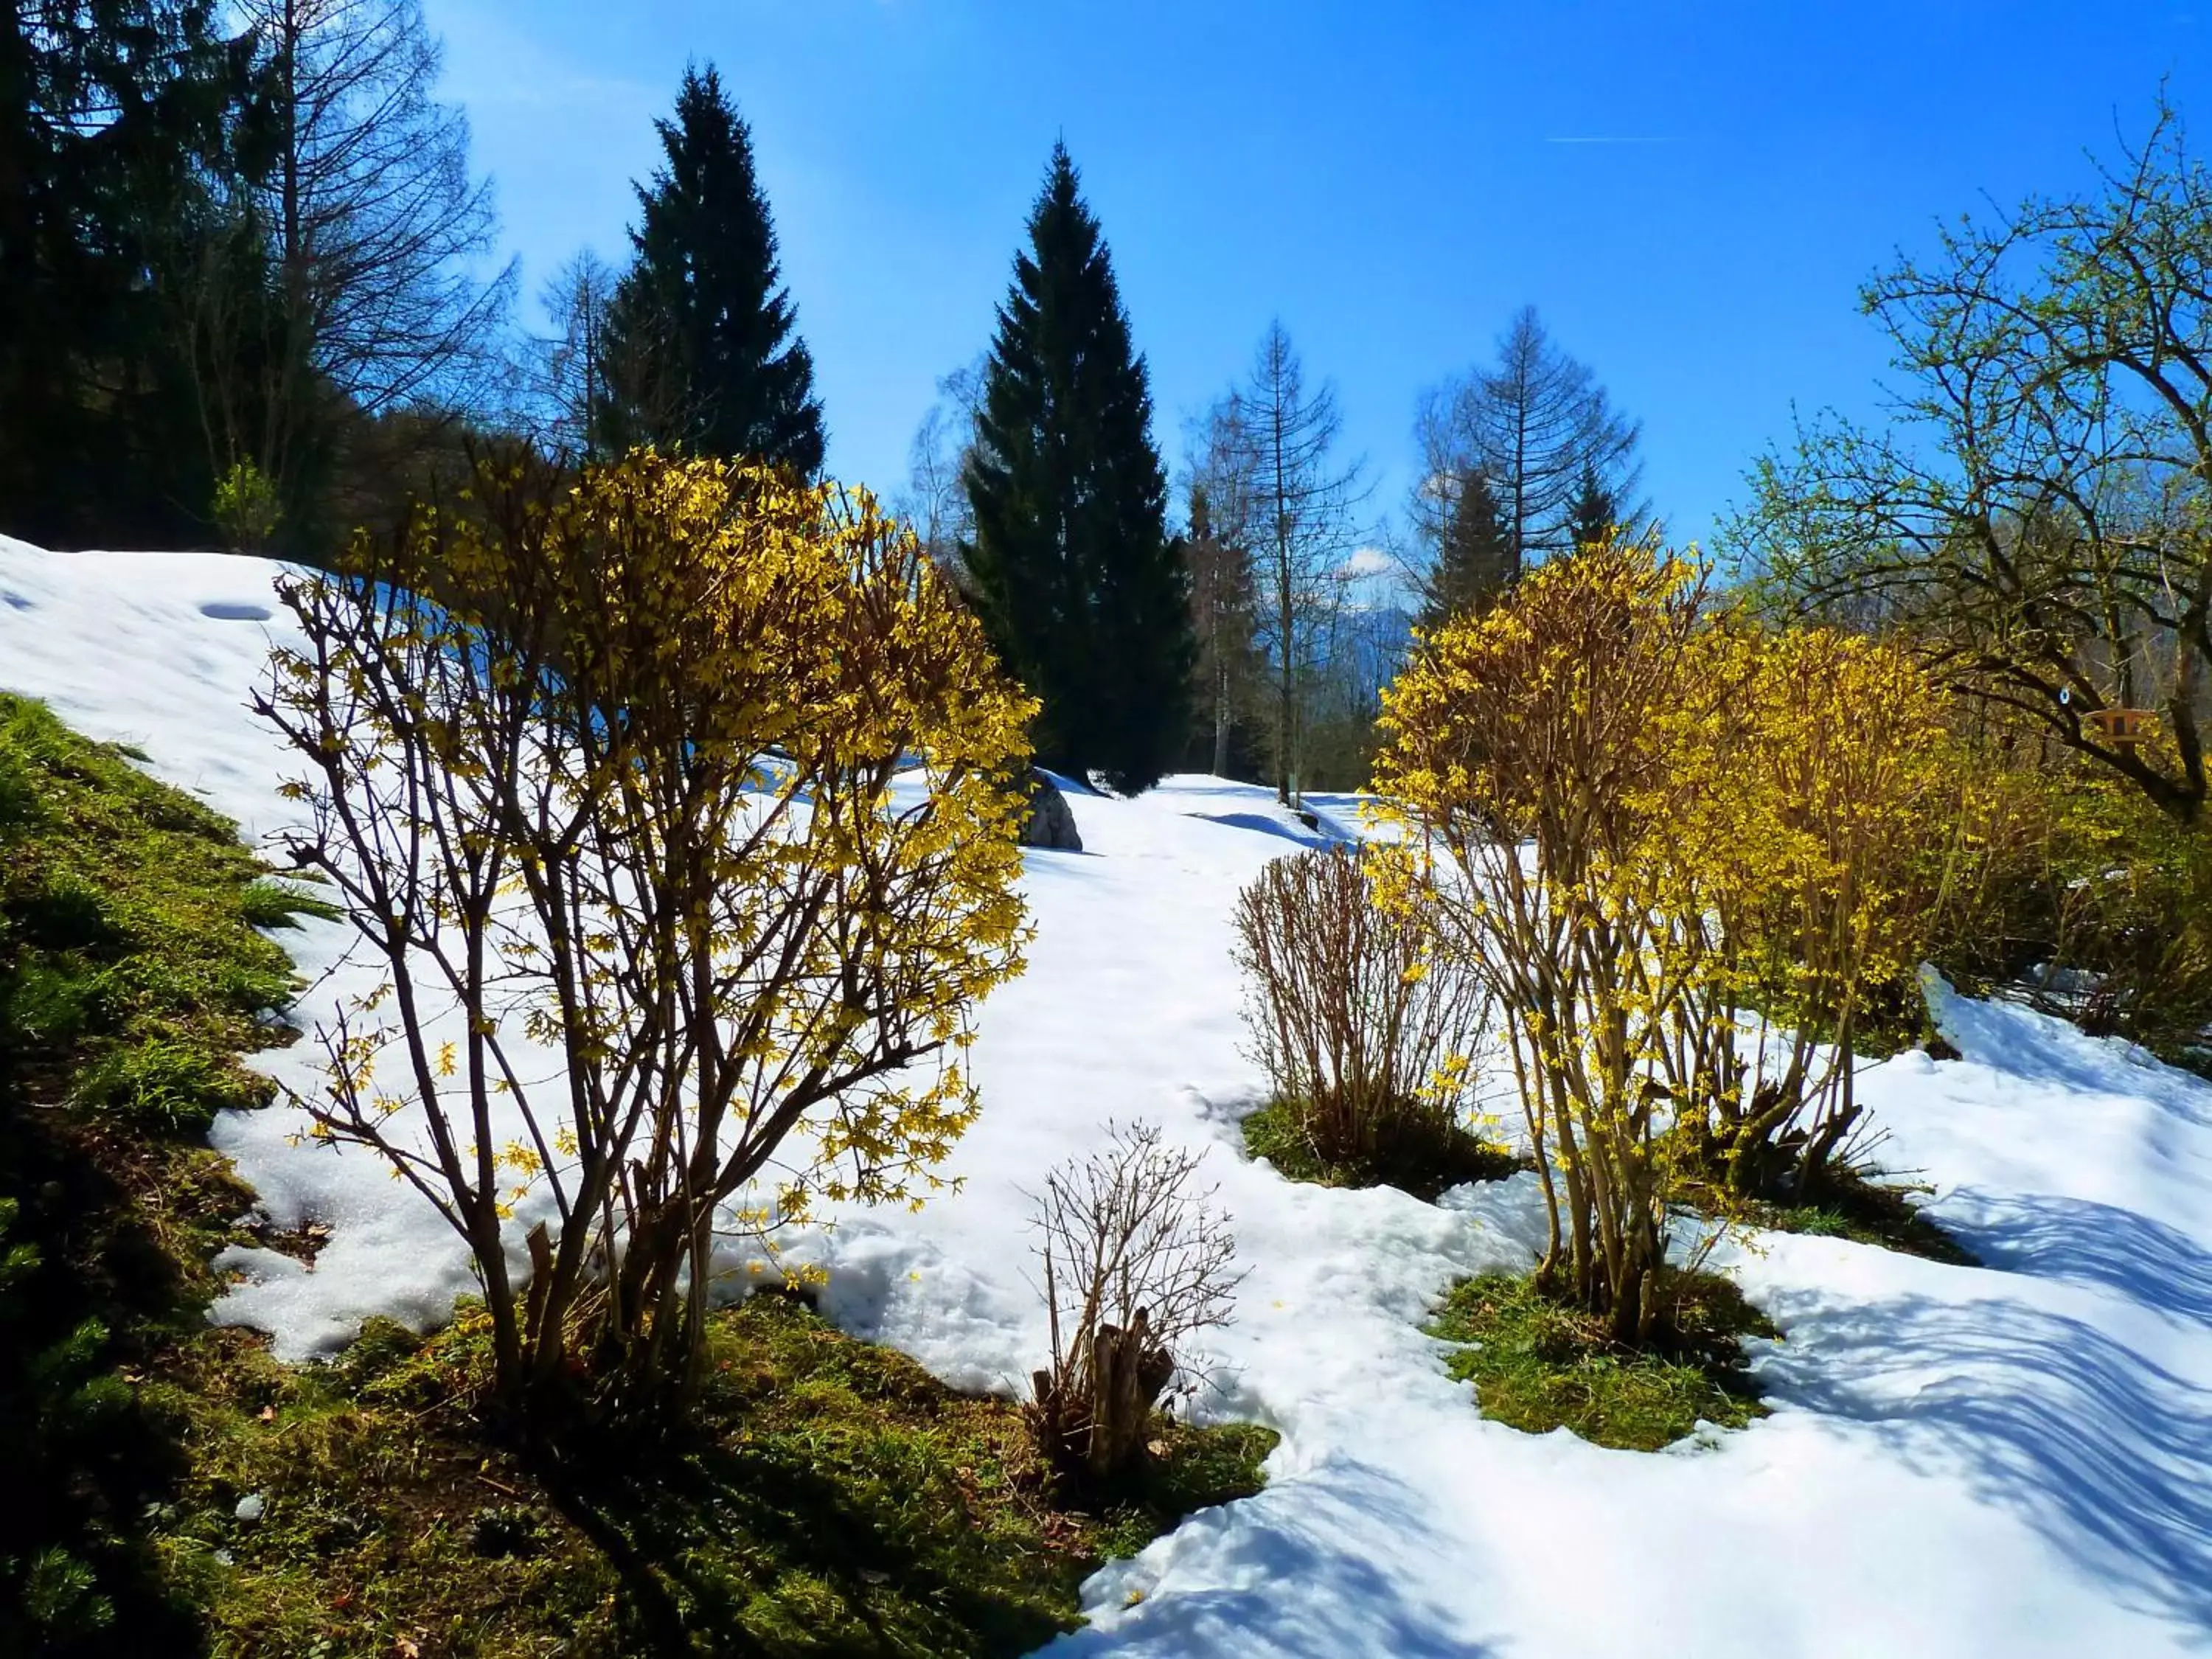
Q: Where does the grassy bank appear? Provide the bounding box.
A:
[1242,1099,1521,1202]
[165,1292,1276,1657]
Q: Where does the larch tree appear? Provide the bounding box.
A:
[186,0,514,549]
[533,248,619,462]
[1211,324,1366,804]
[963,142,1194,795]
[1416,306,1642,581]
[596,64,825,476]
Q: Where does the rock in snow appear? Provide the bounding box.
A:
[7,534,2212,1657]
[1020,768,1084,852]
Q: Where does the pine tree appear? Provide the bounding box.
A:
[1417,467,1514,631]
[597,65,824,475]
[1566,462,1618,552]
[964,144,1193,794]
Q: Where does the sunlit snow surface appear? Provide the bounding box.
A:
[7,535,2212,1655]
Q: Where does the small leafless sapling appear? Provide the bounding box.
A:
[1027,1124,1243,1481]
[1233,843,1490,1169]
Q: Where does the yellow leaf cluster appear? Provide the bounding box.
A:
[262,448,1038,1402]
[1374,532,2000,1325]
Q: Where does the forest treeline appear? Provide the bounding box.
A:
[5,1,1650,798]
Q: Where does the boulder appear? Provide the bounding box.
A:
[1020,770,1084,852]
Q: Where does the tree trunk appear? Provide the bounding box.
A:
[1212,655,1231,777]
[1082,1306,1173,1479]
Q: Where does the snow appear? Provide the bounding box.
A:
[7,534,2212,1655]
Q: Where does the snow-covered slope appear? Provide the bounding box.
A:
[7,537,2211,1656]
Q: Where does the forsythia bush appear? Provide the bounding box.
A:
[1939,734,2212,1065]
[260,449,1034,1426]
[1377,536,1708,1343]
[1661,624,1985,1197]
[1376,534,1996,1340]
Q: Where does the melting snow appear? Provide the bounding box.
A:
[6,535,2211,1654]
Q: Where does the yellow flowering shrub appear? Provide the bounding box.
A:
[257,448,1034,1424]
[1659,624,1985,1197]
[1375,534,1708,1344]
[1376,533,2000,1338]
[1939,730,2212,1064]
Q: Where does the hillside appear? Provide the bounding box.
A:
[5,536,2212,1656]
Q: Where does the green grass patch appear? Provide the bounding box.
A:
[1243,1097,1521,1201]
[0,692,322,1656]
[163,1293,1275,1658]
[1427,1270,1776,1452]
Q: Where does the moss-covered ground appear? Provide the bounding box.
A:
[1242,1098,1521,1202]
[1427,1269,1777,1453]
[165,1294,1275,1658]
[1708,1166,1980,1266]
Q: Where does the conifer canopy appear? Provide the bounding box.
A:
[964,144,1193,795]
[598,65,825,476]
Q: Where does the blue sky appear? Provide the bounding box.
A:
[424,1,2204,554]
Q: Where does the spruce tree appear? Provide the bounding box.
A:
[597,65,824,475]
[964,144,1193,793]
[1,0,248,548]
[1566,462,1618,552]
[1417,467,1514,632]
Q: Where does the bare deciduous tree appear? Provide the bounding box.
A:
[1028,1124,1242,1481]
[260,0,512,405]
[894,358,985,578]
[531,249,618,462]
[1416,306,1642,583]
[1736,100,2212,823]
[189,0,513,518]
[1207,322,1368,803]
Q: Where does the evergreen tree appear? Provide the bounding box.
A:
[0,0,252,548]
[597,65,824,475]
[1566,461,1618,552]
[1417,467,1514,631]
[964,143,1193,793]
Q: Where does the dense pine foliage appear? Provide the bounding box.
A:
[0,0,255,549]
[964,145,1194,795]
[1416,470,1514,633]
[596,65,826,476]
